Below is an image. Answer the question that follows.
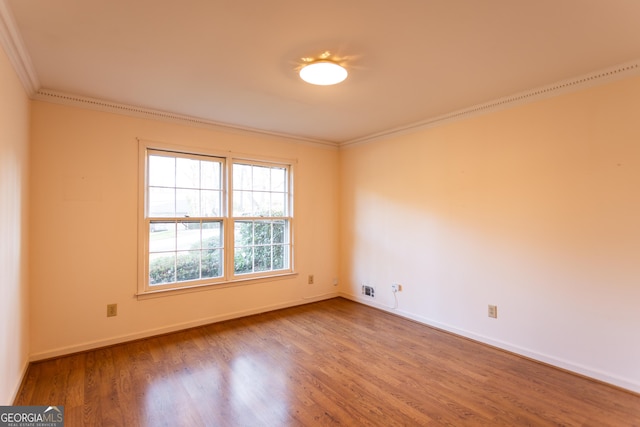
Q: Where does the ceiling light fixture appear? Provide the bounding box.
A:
[299,60,348,86]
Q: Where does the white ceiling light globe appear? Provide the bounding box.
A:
[299,61,348,85]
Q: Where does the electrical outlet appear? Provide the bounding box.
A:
[392,283,402,292]
[488,304,497,319]
[107,304,118,317]
[308,274,314,285]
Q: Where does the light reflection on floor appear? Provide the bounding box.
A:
[143,351,291,426]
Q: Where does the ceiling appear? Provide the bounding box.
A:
[4,0,640,145]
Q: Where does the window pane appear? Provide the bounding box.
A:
[271,192,286,216]
[271,167,286,192]
[202,221,222,248]
[201,190,221,217]
[176,250,200,282]
[149,155,175,187]
[201,161,221,190]
[254,221,272,245]
[177,221,200,250]
[149,221,176,253]
[252,192,269,216]
[273,244,285,270]
[202,249,223,278]
[149,252,176,285]
[234,246,253,275]
[233,191,253,217]
[254,246,271,272]
[176,157,200,189]
[252,165,270,191]
[272,221,286,244]
[235,221,253,246]
[176,188,199,217]
[233,163,252,190]
[149,187,175,217]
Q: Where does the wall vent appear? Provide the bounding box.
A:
[361,285,375,298]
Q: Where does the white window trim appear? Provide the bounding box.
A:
[136,138,296,299]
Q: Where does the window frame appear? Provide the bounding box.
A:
[137,139,295,298]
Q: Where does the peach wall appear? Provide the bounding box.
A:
[339,75,640,392]
[0,45,30,403]
[28,101,339,359]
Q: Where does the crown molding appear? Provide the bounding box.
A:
[0,0,39,95]
[33,89,340,149]
[341,60,640,148]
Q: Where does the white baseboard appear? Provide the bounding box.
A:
[29,293,338,362]
[340,292,640,394]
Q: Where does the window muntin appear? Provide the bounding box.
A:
[140,146,293,294]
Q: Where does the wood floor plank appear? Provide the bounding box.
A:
[14,298,640,426]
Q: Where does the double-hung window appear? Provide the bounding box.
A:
[138,141,293,295]
[232,162,291,276]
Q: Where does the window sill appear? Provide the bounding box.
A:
[136,272,299,300]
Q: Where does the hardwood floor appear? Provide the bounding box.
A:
[15,298,640,426]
